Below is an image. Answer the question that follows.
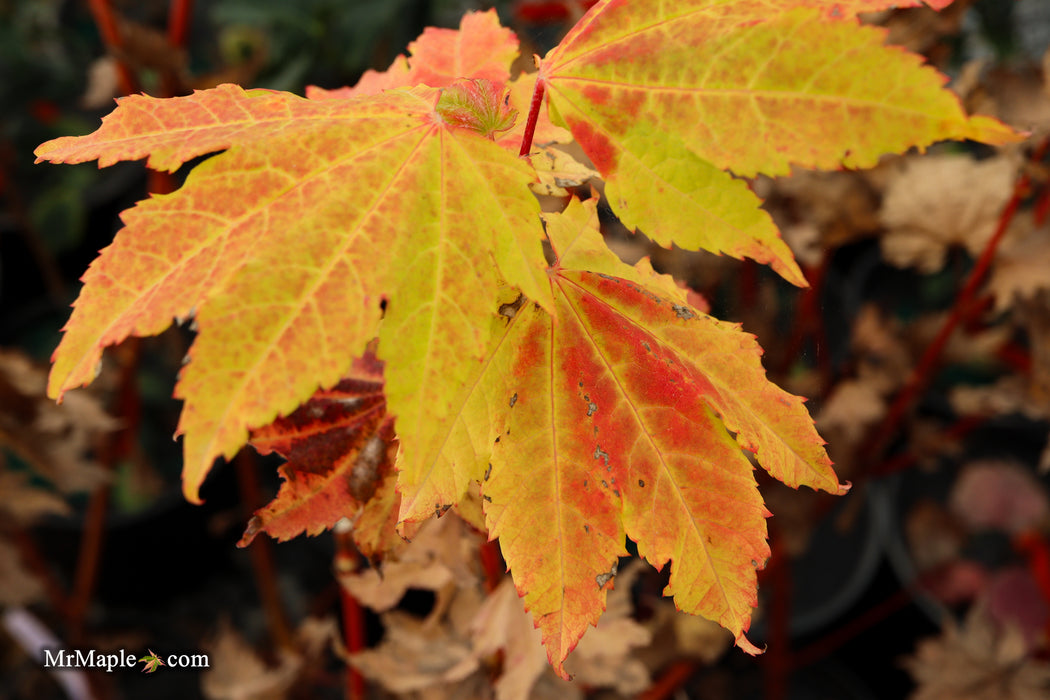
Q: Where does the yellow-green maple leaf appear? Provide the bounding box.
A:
[539,0,1019,284]
[36,84,552,502]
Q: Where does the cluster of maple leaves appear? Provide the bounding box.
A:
[35,0,1018,676]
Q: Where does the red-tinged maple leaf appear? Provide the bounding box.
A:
[537,0,1019,285]
[35,83,553,504]
[239,348,405,557]
[405,197,843,676]
[436,79,518,139]
[306,9,518,100]
[306,11,570,154]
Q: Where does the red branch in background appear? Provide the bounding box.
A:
[167,0,193,49]
[861,136,1050,470]
[333,526,366,700]
[86,0,139,95]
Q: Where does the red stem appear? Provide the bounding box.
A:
[479,539,505,592]
[67,489,108,643]
[86,0,139,95]
[861,137,1050,466]
[1034,176,1050,226]
[638,660,696,700]
[68,339,140,642]
[167,0,194,49]
[334,530,366,700]
[162,0,194,98]
[518,74,546,157]
[234,451,294,650]
[761,533,791,700]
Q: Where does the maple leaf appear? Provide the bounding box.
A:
[306,9,519,99]
[416,197,843,675]
[138,650,165,674]
[537,0,1020,285]
[238,347,405,557]
[36,83,553,504]
[528,145,600,197]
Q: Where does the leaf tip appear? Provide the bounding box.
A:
[966,115,1027,146]
[237,516,263,547]
[776,258,810,289]
[735,632,765,656]
[181,475,205,505]
[33,138,63,163]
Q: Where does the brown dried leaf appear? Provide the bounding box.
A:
[988,223,1050,312]
[0,349,116,494]
[349,610,479,693]
[673,612,733,664]
[905,499,966,572]
[851,305,912,395]
[766,167,882,255]
[471,579,550,700]
[0,540,45,606]
[969,65,1050,134]
[1016,295,1050,407]
[951,376,1048,421]
[81,57,120,109]
[471,561,651,700]
[0,471,71,524]
[880,154,1019,272]
[563,560,651,694]
[341,560,454,612]
[875,2,973,55]
[816,379,887,466]
[201,621,300,700]
[904,606,1050,700]
[339,515,481,611]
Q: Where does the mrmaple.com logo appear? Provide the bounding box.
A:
[42,648,209,673]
